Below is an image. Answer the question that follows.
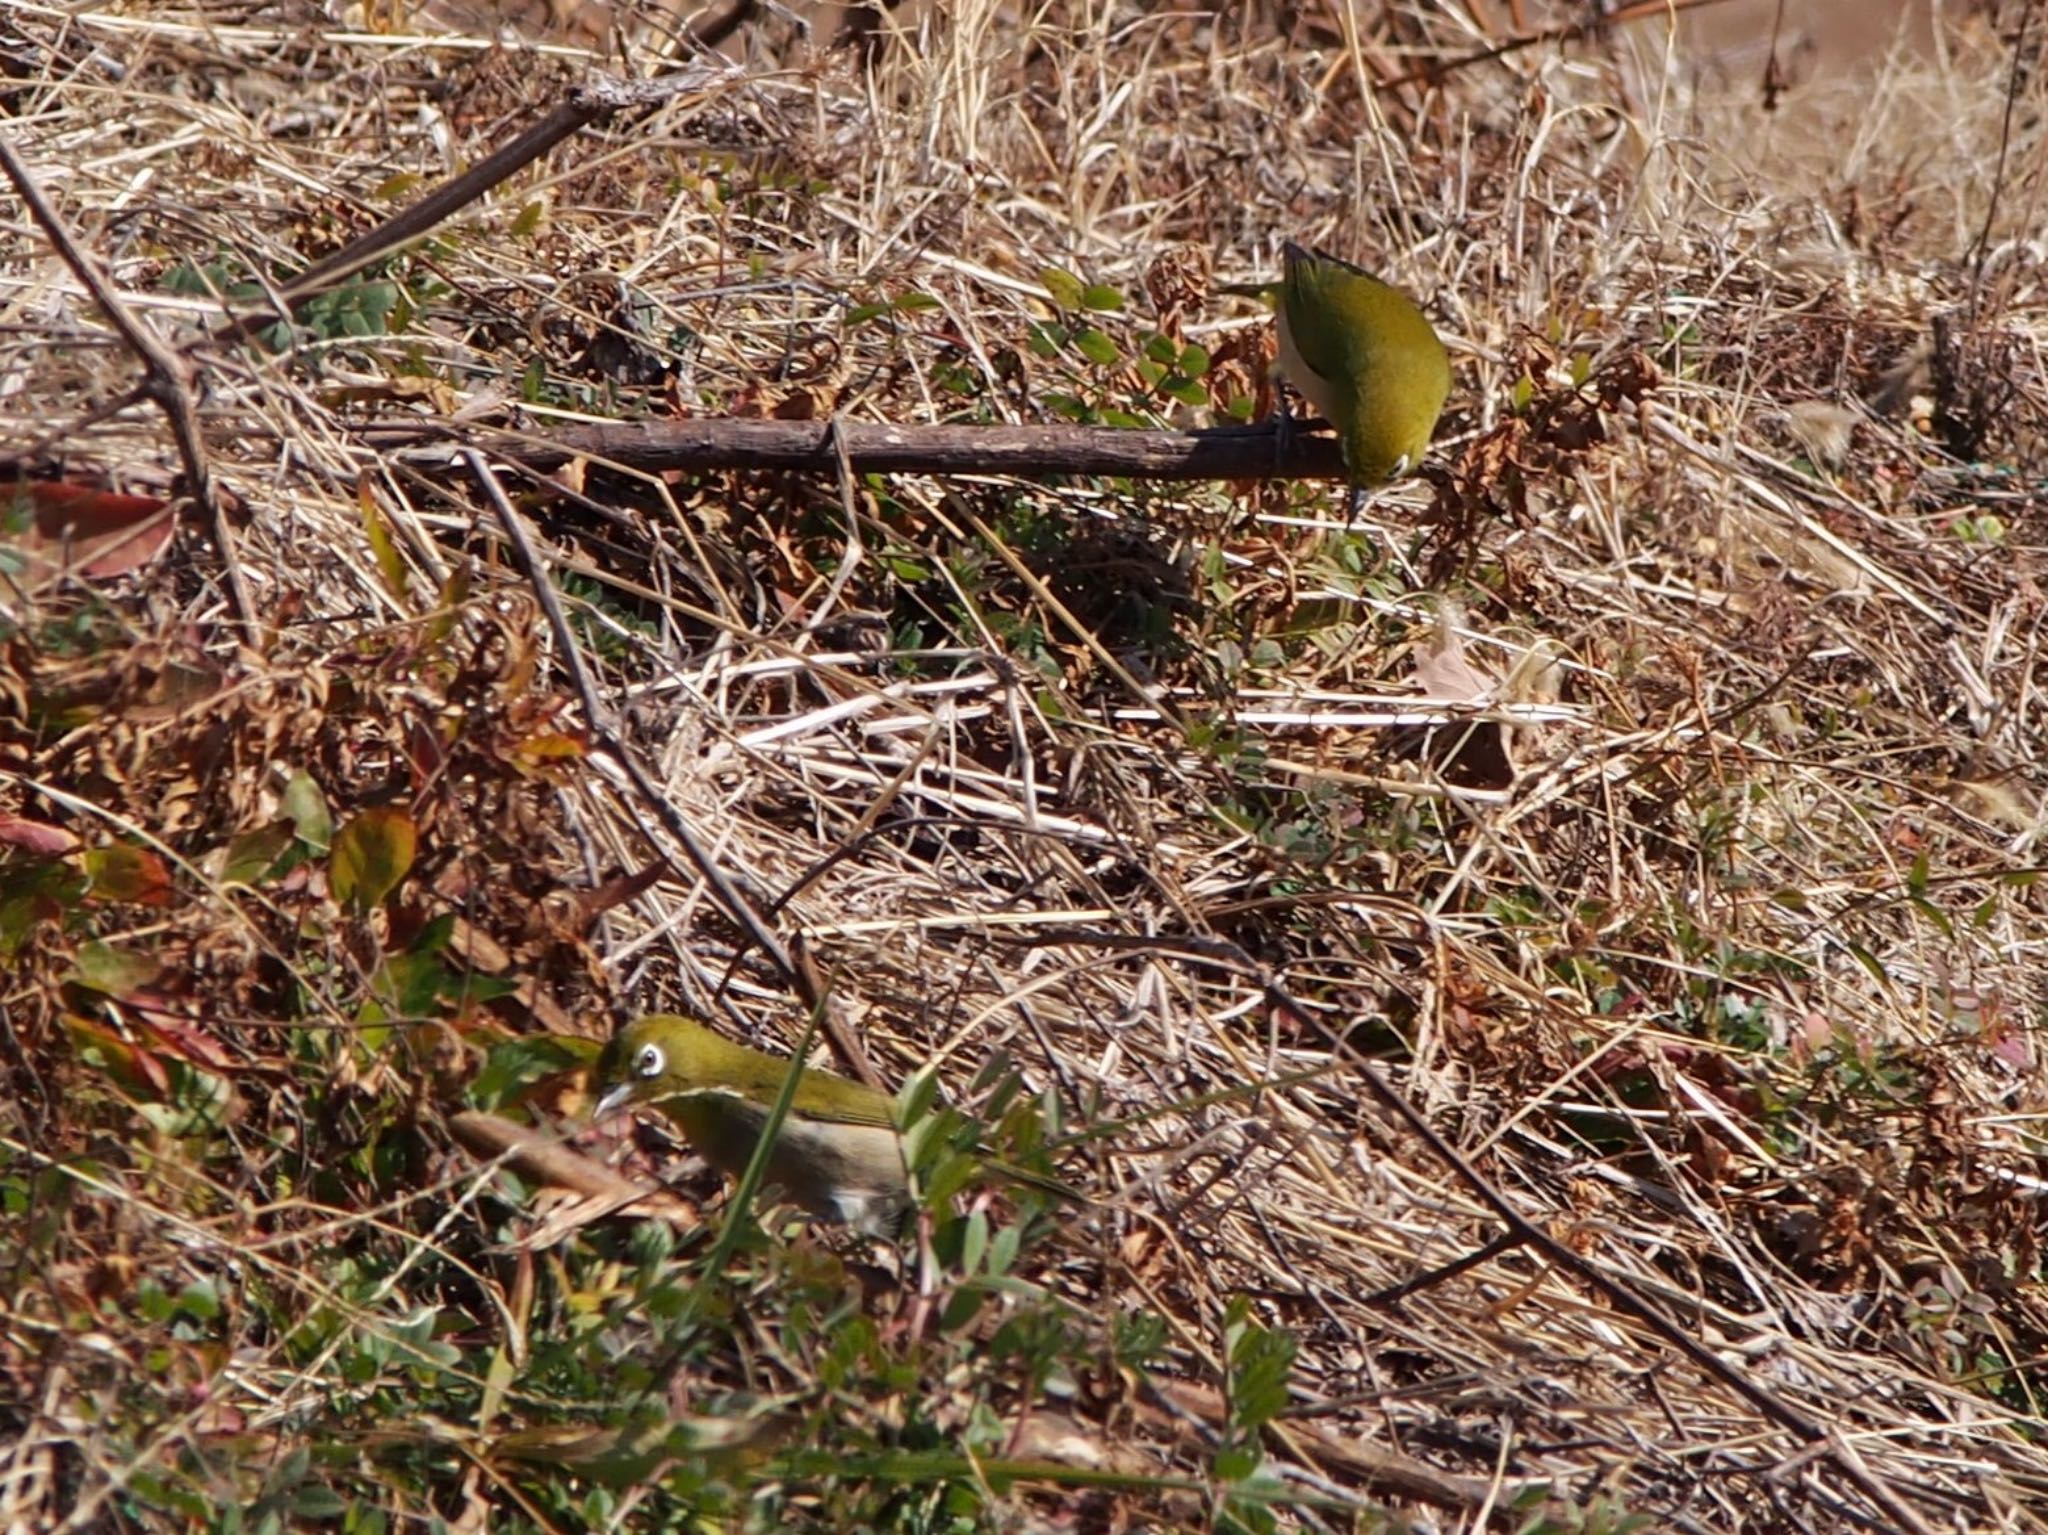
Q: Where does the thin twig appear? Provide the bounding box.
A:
[461,448,805,1001]
[0,127,255,631]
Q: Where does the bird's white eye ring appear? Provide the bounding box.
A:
[635,1043,665,1079]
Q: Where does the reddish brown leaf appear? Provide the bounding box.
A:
[0,815,78,855]
[65,1015,173,1099]
[82,844,175,906]
[140,1017,237,1072]
[5,479,175,590]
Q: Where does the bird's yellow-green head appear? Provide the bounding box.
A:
[1270,240,1451,487]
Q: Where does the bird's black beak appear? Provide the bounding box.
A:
[594,1082,636,1121]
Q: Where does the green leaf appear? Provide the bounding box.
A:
[282,772,333,852]
[331,807,416,913]
[69,940,161,998]
[1038,267,1085,310]
[370,951,448,1017]
[361,489,410,604]
[896,1064,943,1127]
[291,1487,348,1520]
[470,1033,595,1110]
[1026,321,1066,358]
[1910,895,1955,941]
[221,821,296,887]
[1844,941,1890,985]
[989,1220,1021,1277]
[1227,1306,1296,1431]
[135,1062,233,1138]
[940,1285,989,1331]
[922,1148,979,1207]
[1214,1443,1260,1481]
[427,563,469,647]
[959,1208,989,1274]
[178,1278,221,1320]
[412,912,457,955]
[1074,328,1120,367]
[1079,283,1124,312]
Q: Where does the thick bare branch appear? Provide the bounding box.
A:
[386,417,1353,483]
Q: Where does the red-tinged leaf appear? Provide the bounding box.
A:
[0,815,78,855]
[12,479,166,533]
[561,861,665,932]
[331,807,416,912]
[82,844,175,906]
[140,1017,237,1072]
[68,939,163,998]
[4,479,176,590]
[65,1015,174,1099]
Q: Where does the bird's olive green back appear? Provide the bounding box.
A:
[1278,242,1451,483]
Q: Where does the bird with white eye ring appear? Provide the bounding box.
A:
[592,1014,1080,1236]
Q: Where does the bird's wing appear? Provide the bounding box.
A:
[1280,252,1388,387]
[788,1072,898,1127]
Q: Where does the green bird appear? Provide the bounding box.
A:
[592,1013,1078,1236]
[1244,241,1452,515]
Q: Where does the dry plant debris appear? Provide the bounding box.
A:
[4,1,2048,1531]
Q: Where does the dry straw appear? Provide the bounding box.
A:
[3,1,2047,1530]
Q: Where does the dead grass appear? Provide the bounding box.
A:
[5,1,2048,1530]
